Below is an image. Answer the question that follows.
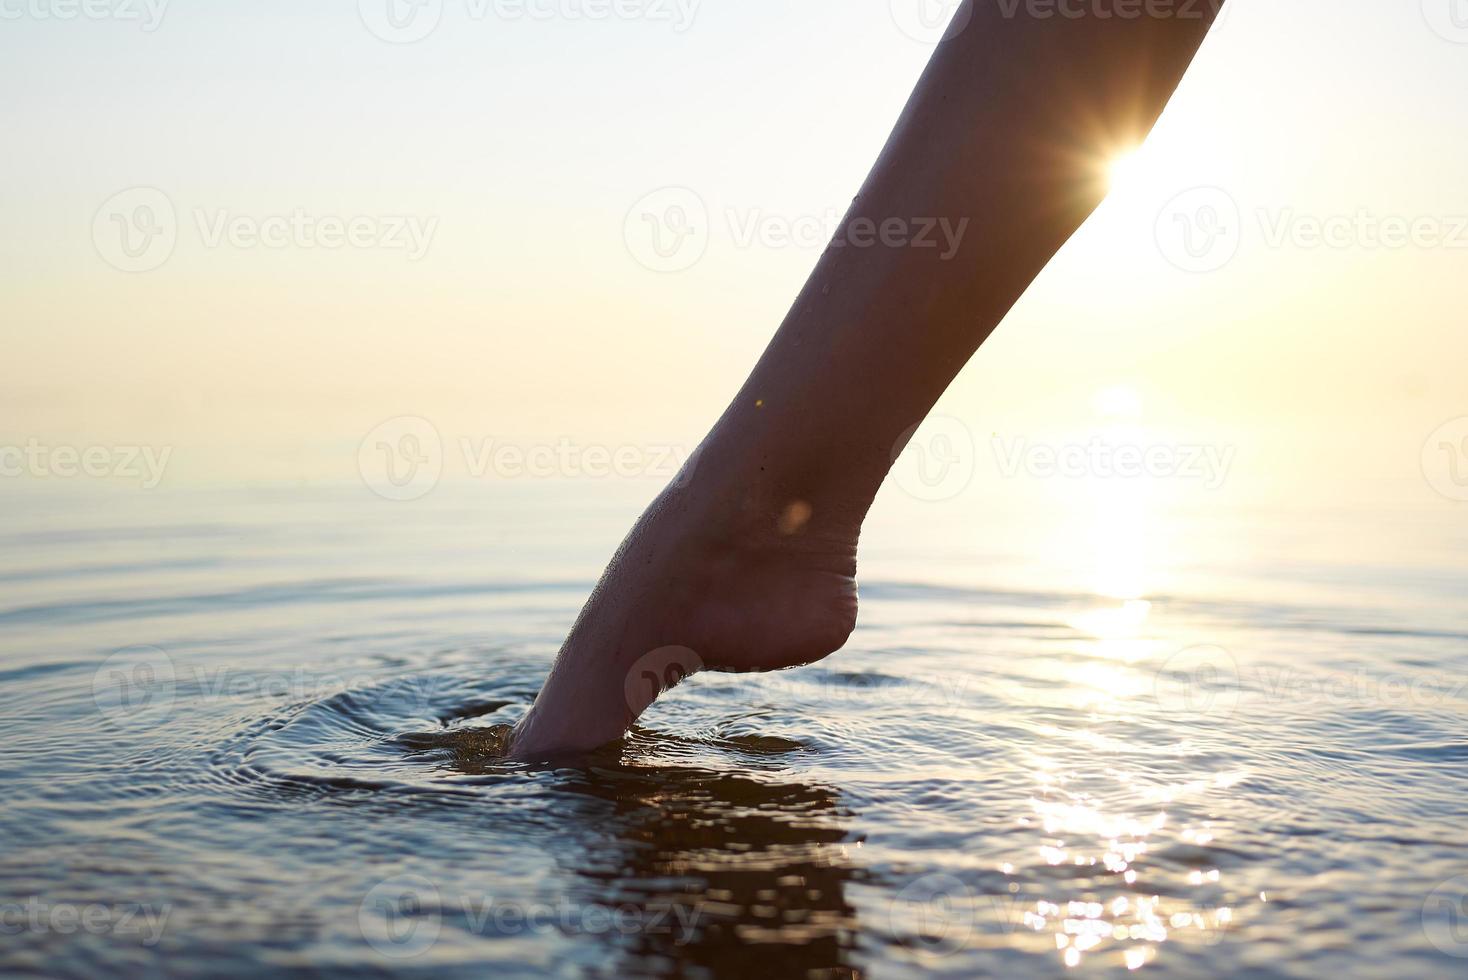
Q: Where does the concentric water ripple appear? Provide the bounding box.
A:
[3,488,1467,977]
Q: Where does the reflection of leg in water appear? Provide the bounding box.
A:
[554,762,859,976]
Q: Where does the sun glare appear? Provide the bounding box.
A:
[1107,148,1145,194]
[1093,385,1144,421]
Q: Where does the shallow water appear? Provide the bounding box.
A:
[2,483,1466,978]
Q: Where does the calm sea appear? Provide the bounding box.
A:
[1,480,1465,977]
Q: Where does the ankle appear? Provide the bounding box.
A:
[674,441,867,554]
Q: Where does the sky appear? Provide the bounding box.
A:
[3,0,1467,516]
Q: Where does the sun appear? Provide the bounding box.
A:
[1106,148,1146,194]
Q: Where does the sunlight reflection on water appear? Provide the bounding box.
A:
[0,484,1465,976]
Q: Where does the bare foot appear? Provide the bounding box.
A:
[510,448,861,758]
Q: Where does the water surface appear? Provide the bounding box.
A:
[2,483,1466,977]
